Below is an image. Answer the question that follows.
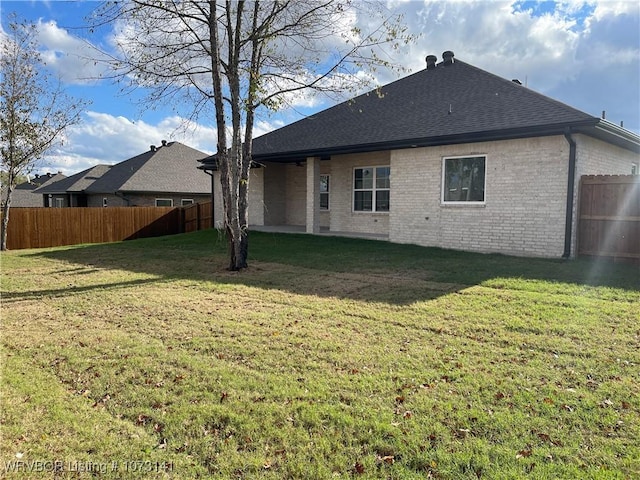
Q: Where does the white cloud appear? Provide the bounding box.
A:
[381,1,585,90]
[361,0,638,131]
[591,0,639,20]
[41,112,216,175]
[34,19,108,85]
[39,111,287,176]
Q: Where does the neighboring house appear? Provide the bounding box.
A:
[201,51,640,259]
[1,173,66,208]
[36,141,211,207]
[35,165,112,207]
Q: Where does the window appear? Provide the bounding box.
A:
[442,156,486,203]
[102,198,108,207]
[320,175,330,211]
[55,198,64,208]
[632,163,638,175]
[354,166,390,212]
[155,198,174,207]
[181,199,194,206]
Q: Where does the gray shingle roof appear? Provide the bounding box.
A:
[251,54,637,161]
[35,165,112,194]
[2,174,66,207]
[85,141,210,194]
[32,173,66,187]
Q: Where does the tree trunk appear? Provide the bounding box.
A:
[222,0,248,271]
[1,168,16,251]
[1,187,12,251]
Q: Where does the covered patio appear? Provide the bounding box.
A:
[250,224,388,241]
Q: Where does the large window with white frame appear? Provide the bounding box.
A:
[320,174,330,211]
[353,166,390,212]
[155,198,174,207]
[442,155,486,204]
[181,199,194,206]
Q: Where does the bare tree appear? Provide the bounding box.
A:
[94,0,415,270]
[0,17,88,250]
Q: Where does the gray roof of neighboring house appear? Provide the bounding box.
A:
[31,172,66,187]
[249,51,639,162]
[85,141,211,194]
[35,165,112,194]
[2,173,67,207]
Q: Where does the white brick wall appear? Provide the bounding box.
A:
[390,136,570,257]
[576,134,639,176]
[284,164,306,226]
[328,152,390,235]
[248,133,638,258]
[263,163,286,225]
[212,168,263,229]
[570,134,640,255]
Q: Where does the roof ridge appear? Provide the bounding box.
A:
[251,54,631,160]
[452,59,595,120]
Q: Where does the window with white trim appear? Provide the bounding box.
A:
[442,156,486,203]
[632,163,638,175]
[55,198,64,208]
[155,198,174,207]
[353,166,390,212]
[320,174,330,211]
[181,199,194,206]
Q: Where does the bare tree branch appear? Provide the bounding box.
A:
[1,15,90,250]
[88,0,415,269]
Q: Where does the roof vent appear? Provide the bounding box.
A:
[150,145,157,152]
[512,79,522,85]
[426,55,437,70]
[161,139,167,146]
[442,50,455,65]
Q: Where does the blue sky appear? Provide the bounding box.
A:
[1,0,639,176]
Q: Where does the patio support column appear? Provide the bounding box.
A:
[306,156,320,234]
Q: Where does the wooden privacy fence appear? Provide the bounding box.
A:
[578,175,639,263]
[182,201,213,233]
[2,202,214,250]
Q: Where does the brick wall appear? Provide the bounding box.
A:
[212,168,264,229]
[87,194,123,207]
[284,164,306,226]
[575,135,639,176]
[390,136,570,257]
[571,134,639,255]
[328,151,390,235]
[249,167,264,226]
[263,163,286,225]
[251,133,637,258]
[87,193,210,208]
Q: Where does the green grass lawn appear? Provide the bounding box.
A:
[1,230,639,479]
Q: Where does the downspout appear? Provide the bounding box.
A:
[563,130,577,258]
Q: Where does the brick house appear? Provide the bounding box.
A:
[36,141,211,207]
[201,51,640,258]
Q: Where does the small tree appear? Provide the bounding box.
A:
[95,0,414,269]
[0,17,88,250]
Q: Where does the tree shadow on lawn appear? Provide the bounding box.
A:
[21,230,640,305]
[1,277,164,303]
